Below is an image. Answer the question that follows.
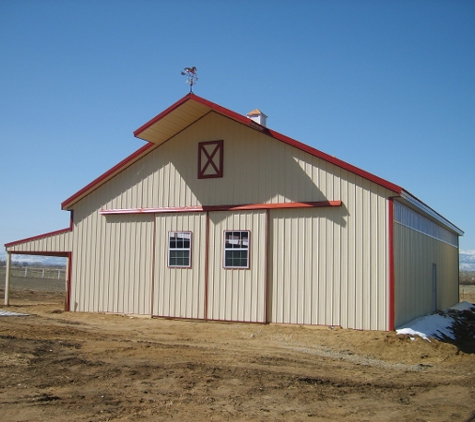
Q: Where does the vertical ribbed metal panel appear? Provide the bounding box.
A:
[207,210,267,322]
[66,111,395,328]
[7,230,72,254]
[270,184,390,330]
[99,112,340,211]
[153,212,206,319]
[394,221,459,328]
[70,190,153,315]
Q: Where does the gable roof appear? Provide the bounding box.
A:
[62,93,402,210]
[59,93,462,236]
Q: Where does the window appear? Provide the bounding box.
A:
[223,231,250,269]
[168,231,191,268]
[198,140,223,179]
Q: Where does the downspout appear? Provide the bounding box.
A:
[4,252,11,306]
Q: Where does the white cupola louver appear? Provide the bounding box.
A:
[246,108,268,127]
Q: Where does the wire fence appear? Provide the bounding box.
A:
[0,266,66,280]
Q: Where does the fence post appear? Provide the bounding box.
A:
[5,253,11,306]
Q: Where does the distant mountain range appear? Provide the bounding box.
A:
[460,250,475,271]
[2,250,475,271]
[0,252,66,267]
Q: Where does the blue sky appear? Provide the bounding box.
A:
[1,0,474,252]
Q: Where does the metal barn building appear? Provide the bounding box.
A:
[4,94,463,330]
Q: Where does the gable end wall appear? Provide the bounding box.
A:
[69,112,395,329]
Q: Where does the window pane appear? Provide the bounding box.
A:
[223,230,249,268]
[225,250,248,267]
[168,232,191,267]
[169,250,190,266]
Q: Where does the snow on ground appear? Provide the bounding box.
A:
[396,301,475,341]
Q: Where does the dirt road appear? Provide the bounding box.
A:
[1,286,475,421]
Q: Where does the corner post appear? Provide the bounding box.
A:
[4,252,11,306]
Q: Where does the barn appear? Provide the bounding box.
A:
[4,93,463,330]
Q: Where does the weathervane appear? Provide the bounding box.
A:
[181,66,198,93]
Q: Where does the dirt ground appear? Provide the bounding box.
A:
[1,279,475,422]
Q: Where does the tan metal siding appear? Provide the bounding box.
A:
[70,192,153,315]
[270,184,390,330]
[6,230,72,254]
[394,223,459,328]
[99,112,347,211]
[68,111,395,328]
[207,210,267,322]
[153,213,206,319]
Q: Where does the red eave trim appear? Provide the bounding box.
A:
[5,227,72,249]
[66,94,402,212]
[100,201,342,215]
[61,142,155,209]
[5,211,73,250]
[133,93,195,136]
[135,93,402,194]
[134,93,257,138]
[265,128,403,194]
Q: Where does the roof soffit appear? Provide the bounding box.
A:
[134,98,212,145]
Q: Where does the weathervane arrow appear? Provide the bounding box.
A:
[181,66,198,93]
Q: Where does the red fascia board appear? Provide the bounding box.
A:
[265,128,403,194]
[4,227,72,249]
[68,94,401,212]
[61,142,155,209]
[133,93,259,138]
[135,93,402,194]
[133,93,196,136]
[187,95,402,193]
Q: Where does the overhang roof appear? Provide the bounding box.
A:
[60,93,462,235]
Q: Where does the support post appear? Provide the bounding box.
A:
[5,252,11,306]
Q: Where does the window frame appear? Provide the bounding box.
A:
[223,230,250,269]
[168,231,192,268]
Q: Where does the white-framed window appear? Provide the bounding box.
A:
[223,230,250,269]
[168,231,192,268]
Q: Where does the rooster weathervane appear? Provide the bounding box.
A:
[181,66,198,93]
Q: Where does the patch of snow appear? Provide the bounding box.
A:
[397,313,455,341]
[450,301,475,311]
[396,301,475,341]
[397,327,431,342]
[0,309,29,317]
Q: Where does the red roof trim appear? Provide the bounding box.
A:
[5,227,72,249]
[268,128,402,194]
[64,94,402,210]
[188,95,402,193]
[133,93,196,136]
[135,94,402,194]
[61,142,155,209]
